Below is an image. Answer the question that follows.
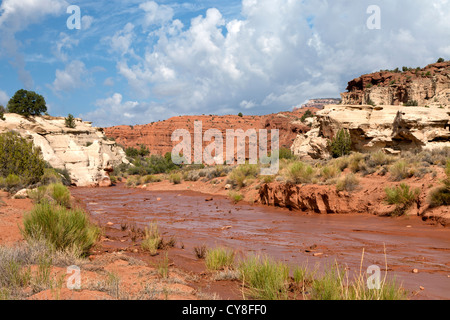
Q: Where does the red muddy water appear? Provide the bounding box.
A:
[71,184,450,300]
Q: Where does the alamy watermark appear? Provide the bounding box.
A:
[67,5,81,30]
[171,121,279,175]
[367,5,381,30]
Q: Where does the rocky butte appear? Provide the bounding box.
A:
[292,61,450,159]
[0,113,128,187]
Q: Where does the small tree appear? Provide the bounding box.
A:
[238,112,243,117]
[330,128,352,158]
[0,105,5,121]
[437,57,445,63]
[0,131,45,186]
[65,114,76,128]
[7,89,47,117]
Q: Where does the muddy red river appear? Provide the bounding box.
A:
[71,184,450,300]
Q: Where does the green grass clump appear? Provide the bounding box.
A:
[140,175,161,184]
[389,160,413,181]
[141,222,162,255]
[22,202,100,257]
[0,174,23,192]
[384,183,420,216]
[205,247,235,271]
[336,174,360,192]
[238,254,289,300]
[285,161,314,184]
[169,173,181,184]
[320,165,341,182]
[228,191,243,203]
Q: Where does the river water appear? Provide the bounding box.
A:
[71,184,450,299]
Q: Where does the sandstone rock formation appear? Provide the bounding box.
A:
[294,98,341,110]
[104,109,317,159]
[292,104,450,159]
[0,113,128,187]
[341,61,450,106]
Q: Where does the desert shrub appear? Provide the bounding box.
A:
[7,89,47,117]
[238,254,290,300]
[0,131,45,187]
[429,160,450,207]
[320,165,341,182]
[329,129,351,158]
[368,150,396,167]
[228,191,243,203]
[22,202,100,257]
[348,153,366,173]
[300,110,314,122]
[194,245,207,259]
[437,57,445,63]
[0,105,5,121]
[205,247,235,271]
[389,160,413,181]
[0,174,23,192]
[285,161,314,184]
[260,175,274,184]
[128,153,178,176]
[228,164,259,189]
[27,186,49,204]
[140,175,161,184]
[126,175,140,187]
[169,173,181,184]
[336,174,360,192]
[238,112,243,117]
[384,183,420,216]
[48,183,71,208]
[278,147,295,160]
[64,114,76,129]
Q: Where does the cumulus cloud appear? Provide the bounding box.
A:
[0,0,68,88]
[81,92,172,127]
[140,1,174,28]
[0,90,9,106]
[51,60,91,93]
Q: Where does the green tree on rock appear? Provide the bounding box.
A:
[65,114,76,128]
[7,89,47,117]
[330,128,352,158]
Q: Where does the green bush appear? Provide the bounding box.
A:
[285,161,314,184]
[228,164,259,189]
[329,129,351,158]
[404,100,418,106]
[300,110,314,122]
[429,160,450,207]
[0,131,45,187]
[385,183,420,216]
[22,202,100,257]
[169,173,181,184]
[141,222,162,256]
[0,105,5,121]
[228,191,244,203]
[437,57,445,63]
[0,174,23,192]
[64,114,76,129]
[7,89,47,117]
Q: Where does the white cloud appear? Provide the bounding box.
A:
[82,15,94,30]
[0,90,9,106]
[81,92,172,127]
[140,1,174,28]
[54,32,79,62]
[103,77,115,87]
[0,0,68,88]
[51,60,91,93]
[106,0,450,122]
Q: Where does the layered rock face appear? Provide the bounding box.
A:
[0,114,128,187]
[341,61,450,106]
[105,109,316,159]
[292,104,450,159]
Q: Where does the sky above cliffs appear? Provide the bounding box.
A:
[0,0,449,127]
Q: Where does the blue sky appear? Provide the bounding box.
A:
[0,0,449,127]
